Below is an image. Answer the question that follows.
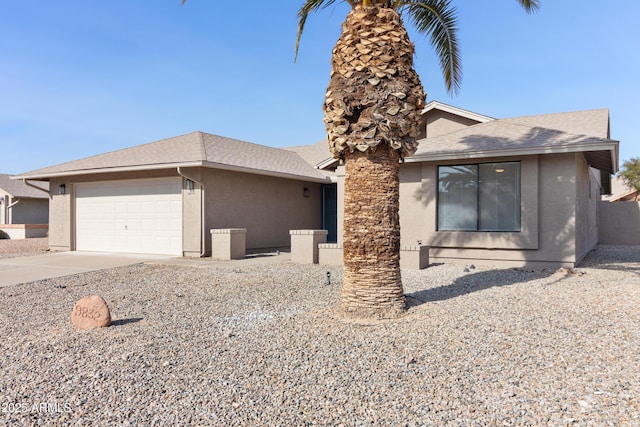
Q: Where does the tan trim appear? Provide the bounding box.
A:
[13,161,330,184]
[421,101,494,123]
[408,140,619,173]
[12,162,202,181]
[199,161,329,183]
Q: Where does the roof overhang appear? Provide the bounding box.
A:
[316,157,340,170]
[407,140,619,175]
[11,161,331,184]
[421,101,494,123]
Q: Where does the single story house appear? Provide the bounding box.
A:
[0,173,49,238]
[13,101,619,267]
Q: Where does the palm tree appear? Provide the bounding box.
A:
[296,0,539,319]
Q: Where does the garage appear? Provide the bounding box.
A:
[75,177,183,255]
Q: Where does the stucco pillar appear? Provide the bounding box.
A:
[290,230,328,264]
[400,245,430,270]
[210,228,246,260]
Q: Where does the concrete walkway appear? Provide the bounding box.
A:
[0,252,174,288]
[0,250,292,288]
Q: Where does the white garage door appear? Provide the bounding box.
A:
[75,178,183,255]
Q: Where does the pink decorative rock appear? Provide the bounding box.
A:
[71,295,111,330]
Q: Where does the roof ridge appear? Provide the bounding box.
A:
[197,131,207,161]
[503,107,609,121]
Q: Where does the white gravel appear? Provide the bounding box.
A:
[1,245,639,426]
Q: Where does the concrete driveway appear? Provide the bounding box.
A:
[0,252,173,288]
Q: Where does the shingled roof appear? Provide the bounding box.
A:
[13,132,329,183]
[410,109,618,174]
[0,174,49,198]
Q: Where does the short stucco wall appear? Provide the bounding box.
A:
[0,224,48,239]
[211,228,246,260]
[598,201,640,245]
[290,230,327,264]
[317,243,429,270]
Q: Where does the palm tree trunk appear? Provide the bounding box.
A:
[323,5,424,319]
[341,143,405,318]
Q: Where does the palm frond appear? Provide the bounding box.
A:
[295,0,341,62]
[516,0,540,13]
[400,0,461,95]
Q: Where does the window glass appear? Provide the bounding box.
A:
[479,163,521,231]
[437,162,521,232]
[438,165,478,230]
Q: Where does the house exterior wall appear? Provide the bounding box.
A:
[48,177,72,251]
[201,168,322,251]
[47,170,178,252]
[0,190,48,225]
[47,168,323,255]
[426,110,484,138]
[574,159,600,262]
[394,153,586,267]
[177,168,205,257]
[8,198,49,224]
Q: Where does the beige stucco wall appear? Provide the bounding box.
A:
[7,198,49,224]
[201,168,322,251]
[47,170,179,252]
[47,168,323,255]
[48,177,72,251]
[177,168,205,257]
[393,153,591,267]
[0,190,48,225]
[574,159,600,261]
[426,110,484,138]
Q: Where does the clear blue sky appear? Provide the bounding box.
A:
[1,1,638,175]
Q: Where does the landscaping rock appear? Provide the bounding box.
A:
[71,295,111,330]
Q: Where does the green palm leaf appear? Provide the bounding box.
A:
[400,0,461,94]
[295,0,341,62]
[296,0,538,94]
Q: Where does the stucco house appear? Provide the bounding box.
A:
[0,173,49,238]
[13,101,618,267]
[13,133,330,255]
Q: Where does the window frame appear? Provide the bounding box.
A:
[437,161,522,232]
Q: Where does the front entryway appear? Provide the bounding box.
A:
[323,184,338,243]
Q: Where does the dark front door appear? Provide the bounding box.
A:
[323,184,338,243]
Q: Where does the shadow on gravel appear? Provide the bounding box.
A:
[406,267,556,307]
[111,318,144,327]
[578,245,640,273]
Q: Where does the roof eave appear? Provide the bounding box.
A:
[11,162,206,181]
[200,161,330,183]
[407,141,619,172]
[12,161,331,184]
[421,101,494,123]
[316,157,339,170]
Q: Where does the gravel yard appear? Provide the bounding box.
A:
[0,237,48,259]
[1,245,639,426]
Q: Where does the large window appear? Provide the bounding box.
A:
[438,162,521,231]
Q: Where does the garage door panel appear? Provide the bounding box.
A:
[75,178,183,255]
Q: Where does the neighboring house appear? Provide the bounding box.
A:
[602,175,638,201]
[13,101,619,267]
[0,173,49,225]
